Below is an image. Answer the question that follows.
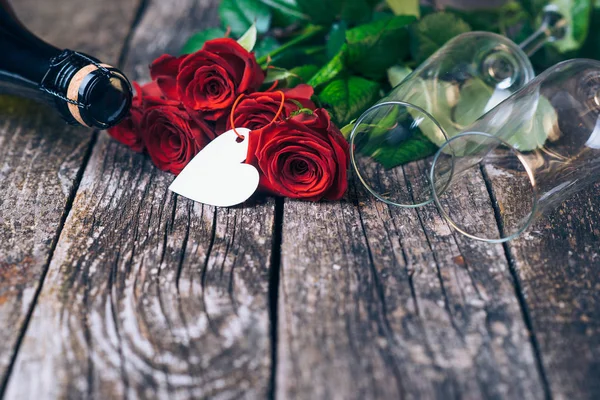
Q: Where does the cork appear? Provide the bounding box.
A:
[66,63,112,127]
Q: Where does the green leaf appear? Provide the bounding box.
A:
[296,0,341,25]
[387,65,412,87]
[507,96,558,152]
[446,2,528,35]
[453,78,495,128]
[346,15,416,80]
[268,45,327,69]
[259,0,304,18]
[219,0,272,36]
[287,64,320,86]
[254,37,280,59]
[341,0,373,24]
[259,0,308,26]
[409,12,471,64]
[263,64,328,91]
[494,2,530,33]
[319,76,381,125]
[237,23,258,51]
[401,77,460,145]
[399,77,513,151]
[372,11,395,21]
[256,24,326,65]
[264,66,297,84]
[368,131,438,169]
[521,0,546,17]
[352,106,438,168]
[296,0,372,25]
[548,0,592,53]
[307,45,347,89]
[181,28,226,54]
[341,122,355,140]
[580,2,600,59]
[385,0,419,17]
[327,21,347,59]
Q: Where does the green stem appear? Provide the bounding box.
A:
[257,25,326,65]
[301,45,326,55]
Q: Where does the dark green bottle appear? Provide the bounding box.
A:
[0,0,132,129]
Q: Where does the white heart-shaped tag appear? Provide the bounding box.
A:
[168,128,259,207]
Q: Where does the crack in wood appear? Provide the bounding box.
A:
[355,202,407,398]
[401,163,466,338]
[268,197,284,400]
[200,208,219,337]
[175,201,192,292]
[108,254,131,400]
[0,124,99,398]
[480,164,553,400]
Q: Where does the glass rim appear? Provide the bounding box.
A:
[350,100,453,208]
[429,131,539,243]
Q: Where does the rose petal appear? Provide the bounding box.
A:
[141,104,216,175]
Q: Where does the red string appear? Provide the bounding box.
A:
[230,91,286,141]
[272,91,285,122]
[230,94,246,140]
[266,80,279,92]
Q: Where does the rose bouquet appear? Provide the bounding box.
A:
[108,35,349,201]
[109,0,590,204]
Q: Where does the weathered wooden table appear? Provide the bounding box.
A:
[1,0,599,399]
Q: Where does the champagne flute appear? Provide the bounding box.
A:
[350,6,566,208]
[429,58,600,242]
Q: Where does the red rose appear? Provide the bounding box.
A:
[138,80,163,98]
[148,54,185,100]
[225,84,316,131]
[150,38,264,121]
[141,101,216,175]
[247,108,349,201]
[107,81,162,152]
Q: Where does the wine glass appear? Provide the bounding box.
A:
[429,58,600,242]
[350,6,565,208]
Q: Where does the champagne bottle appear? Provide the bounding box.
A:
[0,0,132,129]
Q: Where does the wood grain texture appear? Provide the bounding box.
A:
[484,164,600,400]
[3,0,599,399]
[5,0,274,398]
[0,0,137,386]
[277,161,546,399]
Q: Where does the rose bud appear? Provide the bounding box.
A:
[141,99,216,175]
[247,108,350,201]
[150,38,264,121]
[225,84,316,131]
[106,81,162,152]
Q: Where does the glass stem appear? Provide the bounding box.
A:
[518,5,567,58]
[519,26,553,57]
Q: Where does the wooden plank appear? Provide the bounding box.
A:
[278,161,546,399]
[3,0,274,398]
[0,0,137,388]
[484,165,600,399]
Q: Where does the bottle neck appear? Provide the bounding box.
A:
[0,2,61,85]
[0,2,132,129]
[40,50,131,128]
